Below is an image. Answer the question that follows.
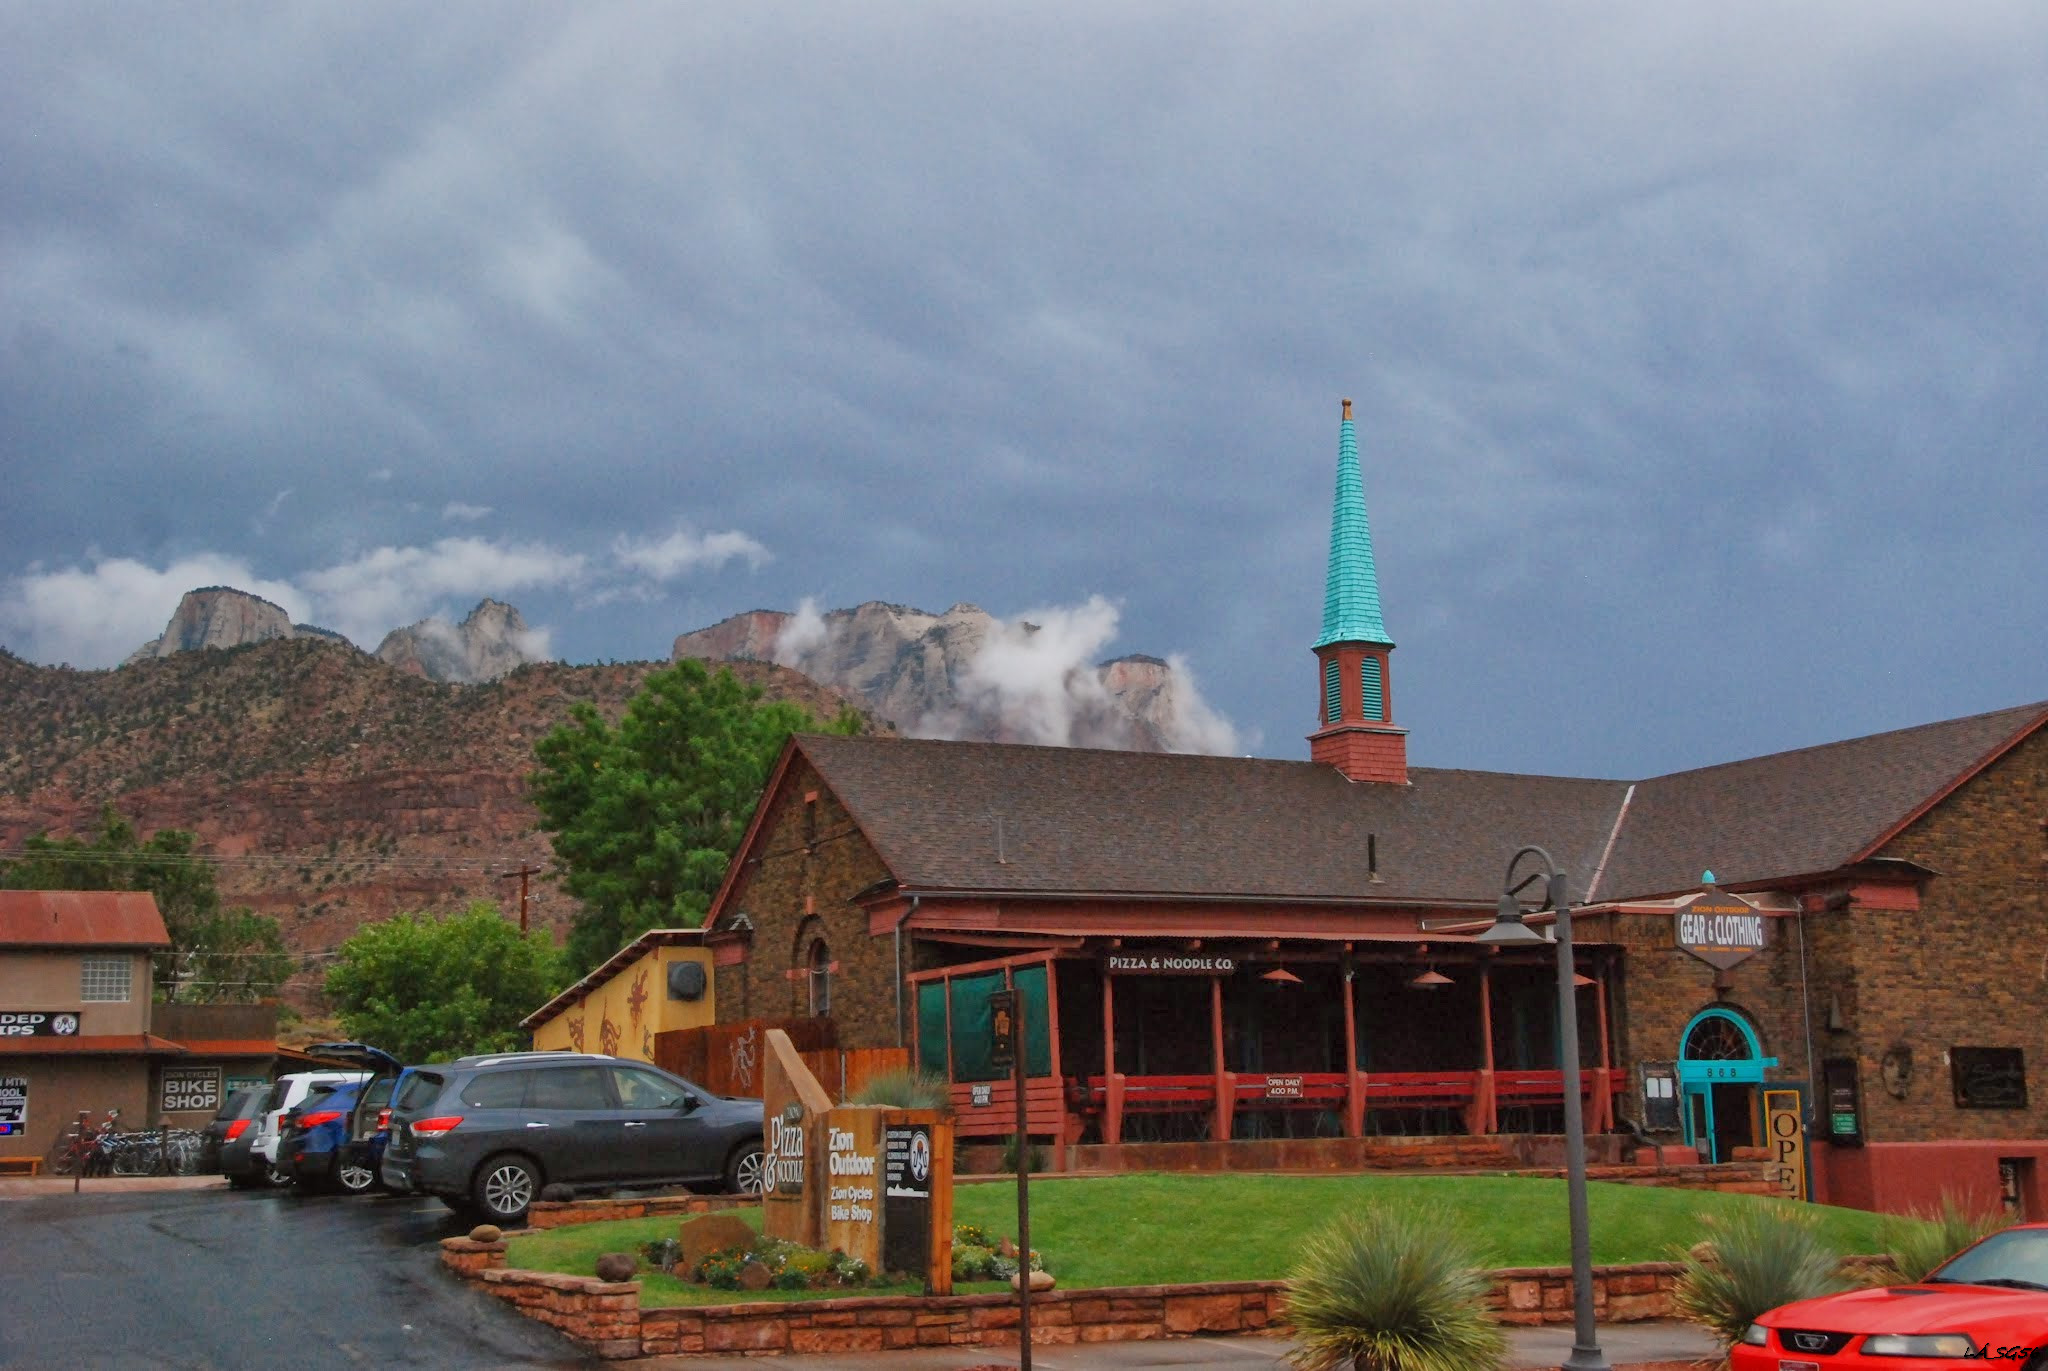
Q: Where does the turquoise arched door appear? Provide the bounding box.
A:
[1677,1008,1777,1163]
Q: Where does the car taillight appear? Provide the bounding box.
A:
[297,1110,344,1128]
[409,1116,463,1137]
[224,1120,250,1140]
[375,1108,391,1131]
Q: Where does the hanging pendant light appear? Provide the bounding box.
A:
[1261,966,1303,985]
[1410,965,1452,989]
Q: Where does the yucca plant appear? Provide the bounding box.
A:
[848,1066,953,1114]
[1285,1203,1506,1371]
[1674,1203,1850,1350]
[1878,1194,2012,1284]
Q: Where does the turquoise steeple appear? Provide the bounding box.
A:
[1315,399,1392,649]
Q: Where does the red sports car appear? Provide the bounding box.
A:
[1732,1223,2048,1371]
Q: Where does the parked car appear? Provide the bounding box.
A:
[1731,1222,2048,1371]
[198,1087,268,1176]
[381,1051,765,1224]
[247,1069,371,1185]
[290,1043,403,1195]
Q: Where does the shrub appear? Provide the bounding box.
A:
[1284,1203,1505,1371]
[954,1223,995,1250]
[1675,1203,1850,1349]
[953,1244,997,1282]
[1000,1132,1045,1174]
[1878,1194,2012,1284]
[849,1066,953,1113]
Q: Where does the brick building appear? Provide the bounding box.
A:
[1,890,288,1169]
[691,402,2047,1217]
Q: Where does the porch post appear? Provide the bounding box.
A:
[1592,964,1614,1134]
[1473,960,1497,1135]
[1342,962,1363,1138]
[1103,970,1123,1144]
[1210,976,1233,1142]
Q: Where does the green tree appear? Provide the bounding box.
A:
[529,659,859,971]
[324,902,568,1063]
[0,807,292,1002]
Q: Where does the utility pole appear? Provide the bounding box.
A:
[501,865,542,933]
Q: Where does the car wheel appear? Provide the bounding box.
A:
[472,1154,541,1225]
[725,1141,765,1196]
[336,1157,377,1194]
[226,1172,260,1190]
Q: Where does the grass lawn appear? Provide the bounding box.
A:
[507,1173,1901,1305]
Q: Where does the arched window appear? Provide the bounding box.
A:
[1681,1008,1762,1062]
[807,938,831,1017]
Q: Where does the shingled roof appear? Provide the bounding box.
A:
[791,697,2048,908]
[1594,698,2048,899]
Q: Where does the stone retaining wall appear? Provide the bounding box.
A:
[440,1237,1696,1360]
[523,1193,754,1230]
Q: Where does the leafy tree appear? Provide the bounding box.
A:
[0,807,292,1002]
[530,659,859,971]
[324,902,568,1064]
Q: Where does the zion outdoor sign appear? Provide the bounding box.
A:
[1673,887,1770,969]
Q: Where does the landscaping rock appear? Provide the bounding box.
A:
[1010,1269,1056,1292]
[739,1260,774,1292]
[679,1213,757,1278]
[540,1183,575,1203]
[595,1252,637,1283]
[468,1224,503,1244]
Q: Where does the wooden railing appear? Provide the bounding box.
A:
[1077,1067,1629,1142]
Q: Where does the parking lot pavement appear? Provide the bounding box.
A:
[0,1173,226,1199]
[638,1320,1720,1370]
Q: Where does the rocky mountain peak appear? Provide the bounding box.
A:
[375,599,545,683]
[127,587,334,663]
[673,600,1237,754]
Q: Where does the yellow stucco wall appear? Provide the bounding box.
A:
[530,945,716,1061]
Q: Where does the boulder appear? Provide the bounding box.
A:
[1011,1269,1056,1292]
[595,1252,638,1283]
[468,1224,503,1244]
[679,1212,757,1279]
[738,1260,774,1292]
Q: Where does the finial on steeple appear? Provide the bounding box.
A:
[1342,398,1352,420]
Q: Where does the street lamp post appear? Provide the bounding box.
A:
[1477,845,1608,1371]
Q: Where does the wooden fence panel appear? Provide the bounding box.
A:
[654,1017,837,1098]
[841,1047,910,1099]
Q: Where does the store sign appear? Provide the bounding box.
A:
[0,1011,81,1038]
[161,1066,221,1114]
[1762,1087,1809,1203]
[1640,1063,1681,1132]
[883,1123,936,1283]
[1952,1047,2028,1110]
[0,1077,27,1136]
[1822,1056,1863,1144]
[1673,888,1770,969]
[1104,953,1237,976]
[1264,1075,1303,1100]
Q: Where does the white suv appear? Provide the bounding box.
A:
[249,1071,369,1183]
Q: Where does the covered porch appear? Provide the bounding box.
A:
[907,935,1623,1152]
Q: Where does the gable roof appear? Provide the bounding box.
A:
[789,697,2048,909]
[1594,699,2048,898]
[797,734,1627,907]
[0,890,171,949]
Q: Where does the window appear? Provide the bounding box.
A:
[460,1070,533,1109]
[527,1065,614,1111]
[612,1066,687,1110]
[81,956,132,1003]
[808,939,831,1016]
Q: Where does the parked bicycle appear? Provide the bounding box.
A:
[48,1109,121,1177]
[108,1126,205,1176]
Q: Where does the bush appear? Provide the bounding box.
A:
[1675,1203,1850,1348]
[1000,1132,1045,1174]
[849,1066,953,1114]
[1284,1203,1505,1371]
[1878,1194,2012,1284]
[953,1244,997,1282]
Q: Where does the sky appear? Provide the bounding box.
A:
[4,4,2044,781]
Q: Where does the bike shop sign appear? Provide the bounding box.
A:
[0,1077,26,1136]
[0,1011,80,1037]
[160,1066,221,1113]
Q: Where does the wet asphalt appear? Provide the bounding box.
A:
[0,1179,593,1370]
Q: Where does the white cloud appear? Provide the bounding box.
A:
[442,501,493,522]
[0,555,309,667]
[770,596,828,668]
[300,536,586,645]
[612,527,770,582]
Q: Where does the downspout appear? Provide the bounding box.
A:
[894,895,921,1048]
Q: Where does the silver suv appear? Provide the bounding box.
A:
[380,1052,764,1224]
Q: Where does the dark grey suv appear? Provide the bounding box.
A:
[380,1051,765,1224]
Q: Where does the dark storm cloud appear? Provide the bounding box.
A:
[4,3,2045,776]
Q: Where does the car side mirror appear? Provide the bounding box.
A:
[680,1094,702,1113]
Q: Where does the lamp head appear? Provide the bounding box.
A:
[1477,891,1547,945]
